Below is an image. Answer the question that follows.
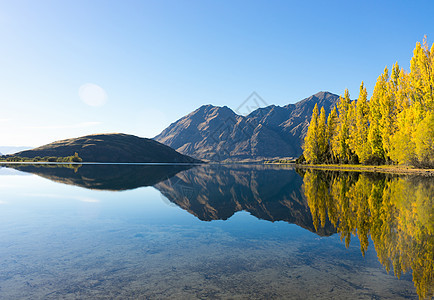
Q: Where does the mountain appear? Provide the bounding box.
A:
[155,165,336,236]
[7,133,200,163]
[154,91,339,161]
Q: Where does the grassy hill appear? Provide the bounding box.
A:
[7,133,201,163]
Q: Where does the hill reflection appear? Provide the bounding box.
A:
[5,164,193,191]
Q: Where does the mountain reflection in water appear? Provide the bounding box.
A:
[7,164,335,235]
[5,163,433,299]
[155,164,335,236]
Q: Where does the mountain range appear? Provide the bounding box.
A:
[154,91,339,161]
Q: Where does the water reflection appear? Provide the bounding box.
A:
[3,163,432,298]
[301,169,433,299]
[5,164,336,235]
[5,164,193,190]
[155,164,335,235]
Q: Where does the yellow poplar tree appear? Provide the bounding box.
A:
[302,38,434,168]
[351,82,370,163]
[409,38,434,113]
[391,38,434,166]
[303,104,320,163]
[327,106,338,163]
[333,89,352,163]
[390,104,417,164]
[317,107,328,162]
[414,111,434,166]
[380,63,399,161]
[368,69,387,163]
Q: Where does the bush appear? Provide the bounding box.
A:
[71,152,83,162]
[364,155,385,166]
[411,158,434,169]
[296,154,306,164]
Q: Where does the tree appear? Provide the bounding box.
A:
[409,37,434,113]
[71,152,83,163]
[302,38,434,168]
[367,69,387,164]
[350,82,370,163]
[380,63,399,161]
[413,111,434,167]
[327,106,338,163]
[333,89,352,163]
[390,38,434,166]
[317,107,328,162]
[303,104,320,164]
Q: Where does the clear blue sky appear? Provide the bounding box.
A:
[1,0,433,146]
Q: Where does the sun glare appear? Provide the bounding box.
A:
[78,83,108,107]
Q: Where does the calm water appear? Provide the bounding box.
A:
[0,164,432,299]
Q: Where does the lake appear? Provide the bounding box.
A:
[0,164,432,299]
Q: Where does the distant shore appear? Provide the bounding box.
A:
[292,164,434,176]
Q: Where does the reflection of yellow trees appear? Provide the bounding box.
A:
[303,170,433,299]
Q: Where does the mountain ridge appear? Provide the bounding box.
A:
[155,91,340,161]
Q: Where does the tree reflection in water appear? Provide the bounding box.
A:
[301,169,433,299]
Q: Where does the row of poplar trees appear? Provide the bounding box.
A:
[303,38,434,167]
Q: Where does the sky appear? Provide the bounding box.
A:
[1,0,433,147]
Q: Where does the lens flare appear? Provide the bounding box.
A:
[79,83,107,107]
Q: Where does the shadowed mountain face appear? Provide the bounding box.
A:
[154,91,339,161]
[8,133,200,163]
[7,164,193,191]
[155,165,336,236]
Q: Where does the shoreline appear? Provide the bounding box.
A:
[291,163,434,176]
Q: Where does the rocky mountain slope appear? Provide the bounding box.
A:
[154,91,339,161]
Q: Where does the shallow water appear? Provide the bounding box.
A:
[0,164,431,299]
